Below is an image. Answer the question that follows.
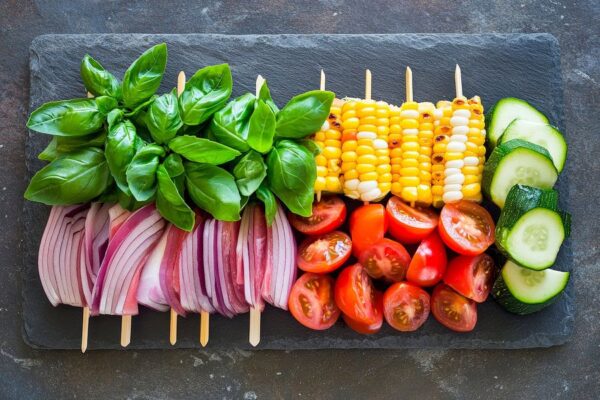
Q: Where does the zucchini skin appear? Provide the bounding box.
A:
[485,97,549,148]
[492,273,567,315]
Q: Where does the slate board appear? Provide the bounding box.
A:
[23,34,573,350]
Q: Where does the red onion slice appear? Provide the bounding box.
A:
[81,202,111,307]
[108,204,131,239]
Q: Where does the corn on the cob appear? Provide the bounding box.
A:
[391,101,420,203]
[389,105,402,195]
[461,96,486,201]
[441,96,470,204]
[431,100,452,207]
[341,99,392,202]
[314,98,344,194]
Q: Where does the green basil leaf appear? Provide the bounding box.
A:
[124,95,158,118]
[298,138,322,156]
[24,147,111,205]
[233,150,267,196]
[107,108,124,126]
[265,140,316,217]
[247,99,276,153]
[256,185,277,226]
[27,98,104,136]
[95,96,119,115]
[97,184,119,203]
[185,162,241,221]
[179,64,232,126]
[38,138,59,161]
[145,92,183,144]
[39,131,108,161]
[168,135,240,164]
[80,54,121,98]
[121,43,167,109]
[156,164,195,231]
[209,93,255,152]
[163,153,184,177]
[275,90,335,139]
[126,143,165,201]
[106,119,143,194]
[259,81,279,114]
[117,188,151,211]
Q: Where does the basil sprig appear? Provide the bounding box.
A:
[122,43,167,109]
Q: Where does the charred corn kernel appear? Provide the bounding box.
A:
[457,96,486,202]
[441,97,471,204]
[312,99,345,194]
[341,99,391,201]
[432,102,453,207]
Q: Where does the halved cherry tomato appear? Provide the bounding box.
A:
[438,201,495,256]
[358,238,411,282]
[386,196,439,244]
[334,264,379,325]
[343,291,384,335]
[444,254,495,303]
[349,204,388,257]
[297,231,352,273]
[406,231,447,287]
[288,196,346,236]
[431,284,477,332]
[289,273,341,330]
[383,282,430,332]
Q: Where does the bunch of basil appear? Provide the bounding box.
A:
[25,43,333,231]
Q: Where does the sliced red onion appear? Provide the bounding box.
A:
[92,204,165,315]
[159,225,188,316]
[237,204,268,311]
[80,202,111,308]
[220,221,248,314]
[108,204,131,239]
[136,229,169,312]
[38,205,89,308]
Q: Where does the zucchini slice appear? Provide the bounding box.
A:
[500,119,567,172]
[495,185,570,270]
[483,139,558,208]
[493,260,570,315]
[485,97,549,148]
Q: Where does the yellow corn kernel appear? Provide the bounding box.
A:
[341,162,357,172]
[322,147,342,159]
[400,176,420,187]
[356,145,374,156]
[344,170,359,180]
[357,154,377,164]
[357,164,376,174]
[326,177,342,192]
[402,159,419,168]
[314,177,326,191]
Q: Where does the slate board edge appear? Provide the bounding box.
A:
[22,33,573,350]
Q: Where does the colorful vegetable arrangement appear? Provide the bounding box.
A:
[26,44,571,350]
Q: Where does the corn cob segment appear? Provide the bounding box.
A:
[431,101,452,207]
[462,96,486,202]
[442,96,470,204]
[314,98,344,194]
[341,99,392,202]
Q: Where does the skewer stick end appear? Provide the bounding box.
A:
[177,71,186,96]
[256,75,265,97]
[316,191,322,202]
[169,308,178,346]
[405,66,413,103]
[455,64,463,98]
[121,315,132,348]
[200,311,210,347]
[81,306,90,353]
[320,69,326,91]
[365,69,372,100]
[249,307,261,347]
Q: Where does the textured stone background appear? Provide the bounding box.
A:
[0,1,598,399]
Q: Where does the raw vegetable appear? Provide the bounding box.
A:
[443,254,495,303]
[343,292,383,335]
[288,196,346,236]
[383,282,430,332]
[485,97,549,148]
[121,43,167,109]
[406,231,447,287]
[126,144,165,202]
[144,92,183,144]
[27,98,105,136]
[349,204,387,257]
[81,203,112,308]
[334,264,379,325]
[483,139,558,208]
[275,90,335,139]
[105,117,142,194]
[80,54,121,99]
[233,151,267,197]
[289,273,340,330]
[438,201,495,256]
[431,284,477,332]
[168,135,240,164]
[499,120,567,172]
[492,260,570,315]
[358,238,411,282]
[495,185,570,270]
[297,231,352,274]
[385,196,438,244]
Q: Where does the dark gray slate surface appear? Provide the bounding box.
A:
[24,33,572,350]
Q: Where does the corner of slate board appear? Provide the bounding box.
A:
[23,34,572,350]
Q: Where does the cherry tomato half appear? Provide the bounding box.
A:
[289,273,341,330]
[297,231,352,273]
[431,283,477,332]
[343,291,384,335]
[288,196,346,236]
[386,196,439,244]
[358,238,411,282]
[444,254,495,303]
[383,282,430,332]
[334,264,379,325]
[350,204,388,257]
[406,231,447,287]
[438,201,495,256]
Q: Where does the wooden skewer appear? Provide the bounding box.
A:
[121,315,132,347]
[405,67,416,209]
[315,69,326,203]
[82,90,94,353]
[167,71,188,346]
[200,310,209,347]
[363,69,372,207]
[249,74,266,348]
[455,64,463,98]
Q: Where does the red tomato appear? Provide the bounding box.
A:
[288,196,346,235]
[349,204,388,257]
[431,284,477,332]
[358,238,411,282]
[289,273,341,330]
[383,282,430,332]
[334,264,379,325]
[406,231,447,287]
[297,231,352,273]
[342,291,384,335]
[386,196,439,244]
[438,201,495,256]
[444,254,495,303]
